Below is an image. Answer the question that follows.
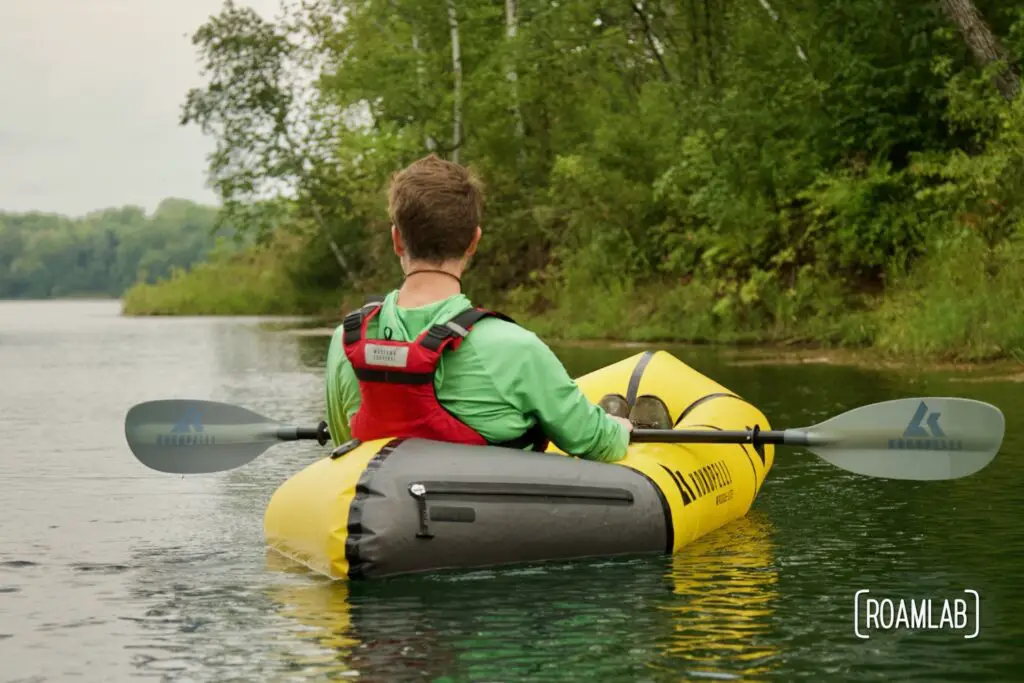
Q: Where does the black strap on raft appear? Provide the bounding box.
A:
[331,438,362,459]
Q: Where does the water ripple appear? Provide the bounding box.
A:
[1,301,1021,682]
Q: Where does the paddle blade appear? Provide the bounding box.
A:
[125,399,284,474]
[797,397,1004,481]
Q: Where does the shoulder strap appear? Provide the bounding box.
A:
[342,296,385,346]
[419,307,517,352]
[483,310,518,325]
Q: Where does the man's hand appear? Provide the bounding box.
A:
[610,416,633,432]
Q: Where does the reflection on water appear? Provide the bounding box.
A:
[264,552,361,676]
[662,514,778,679]
[263,513,780,682]
[2,300,1023,682]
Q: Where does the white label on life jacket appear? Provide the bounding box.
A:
[364,344,410,368]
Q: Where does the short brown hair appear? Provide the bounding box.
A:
[387,154,484,262]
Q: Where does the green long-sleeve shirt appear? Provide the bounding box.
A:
[324,291,629,462]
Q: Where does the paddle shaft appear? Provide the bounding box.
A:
[286,427,324,440]
[277,421,331,445]
[630,427,803,446]
[277,424,803,447]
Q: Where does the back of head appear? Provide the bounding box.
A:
[388,154,484,264]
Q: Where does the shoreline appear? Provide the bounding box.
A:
[115,229,1024,369]
[11,296,1019,380]
[275,321,1024,380]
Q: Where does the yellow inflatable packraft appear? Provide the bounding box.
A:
[264,350,774,579]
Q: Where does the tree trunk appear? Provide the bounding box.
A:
[703,0,716,88]
[940,0,1019,101]
[281,129,360,286]
[308,200,360,287]
[506,0,526,146]
[411,32,437,152]
[757,0,808,65]
[690,0,701,87]
[446,0,463,163]
[630,1,672,81]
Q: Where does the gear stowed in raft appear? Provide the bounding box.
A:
[262,351,775,580]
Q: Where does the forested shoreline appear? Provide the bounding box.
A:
[74,1,1024,360]
[0,199,230,300]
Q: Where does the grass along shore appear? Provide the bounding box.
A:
[121,236,1024,365]
[121,248,339,316]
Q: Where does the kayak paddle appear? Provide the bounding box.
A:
[123,399,329,475]
[631,396,1004,481]
[124,397,1003,481]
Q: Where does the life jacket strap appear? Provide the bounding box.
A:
[351,368,435,384]
[419,307,509,352]
[342,296,385,345]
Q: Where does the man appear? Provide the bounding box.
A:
[324,154,632,462]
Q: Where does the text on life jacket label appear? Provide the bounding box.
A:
[364,344,410,368]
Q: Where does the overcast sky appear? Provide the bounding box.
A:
[0,0,281,216]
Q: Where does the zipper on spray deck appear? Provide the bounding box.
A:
[407,481,635,539]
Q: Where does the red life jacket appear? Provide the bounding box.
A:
[339,298,549,451]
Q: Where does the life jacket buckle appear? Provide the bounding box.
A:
[342,313,362,332]
[421,324,454,351]
[444,320,469,337]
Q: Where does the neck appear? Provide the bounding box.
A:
[397,261,464,308]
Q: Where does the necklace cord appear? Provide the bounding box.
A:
[404,269,462,287]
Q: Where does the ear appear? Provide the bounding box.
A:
[465,226,482,257]
[391,225,405,258]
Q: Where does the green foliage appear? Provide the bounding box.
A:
[121,241,335,316]
[798,161,924,276]
[119,0,1024,360]
[874,235,1024,361]
[0,199,227,299]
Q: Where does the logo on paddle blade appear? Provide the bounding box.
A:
[903,401,944,438]
[171,405,204,433]
[888,401,962,452]
[157,404,215,446]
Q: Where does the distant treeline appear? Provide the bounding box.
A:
[0,199,229,299]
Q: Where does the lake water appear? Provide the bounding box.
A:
[1,299,1022,682]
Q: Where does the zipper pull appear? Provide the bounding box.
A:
[408,483,434,539]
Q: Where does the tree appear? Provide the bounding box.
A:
[940,0,1020,100]
[180,0,359,284]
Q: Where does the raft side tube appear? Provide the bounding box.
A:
[347,439,670,579]
[264,440,392,578]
